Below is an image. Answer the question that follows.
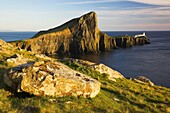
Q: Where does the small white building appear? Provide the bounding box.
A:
[135,32,146,38]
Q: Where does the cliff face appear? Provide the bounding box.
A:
[115,36,150,48]
[11,12,150,55]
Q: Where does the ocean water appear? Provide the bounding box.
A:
[0,32,36,42]
[0,31,170,87]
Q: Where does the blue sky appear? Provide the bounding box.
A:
[0,0,170,31]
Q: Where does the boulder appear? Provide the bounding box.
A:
[133,76,154,86]
[6,54,29,66]
[4,61,101,98]
[68,58,124,81]
[91,64,124,81]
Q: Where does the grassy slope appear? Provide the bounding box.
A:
[0,50,170,113]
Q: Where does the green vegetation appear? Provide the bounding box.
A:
[0,55,170,113]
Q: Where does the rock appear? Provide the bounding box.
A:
[35,54,52,60]
[68,58,124,81]
[0,39,10,47]
[33,61,45,67]
[114,35,150,48]
[0,39,13,53]
[4,61,101,98]
[10,12,150,55]
[113,98,120,102]
[133,76,154,86]
[6,54,29,66]
[91,63,124,81]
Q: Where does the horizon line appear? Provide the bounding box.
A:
[0,30,170,32]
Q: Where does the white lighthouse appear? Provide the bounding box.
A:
[135,32,146,38]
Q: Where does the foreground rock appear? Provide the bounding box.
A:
[66,58,124,81]
[0,39,13,53]
[4,61,101,98]
[0,39,12,47]
[10,12,150,55]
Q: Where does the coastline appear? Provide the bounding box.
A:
[1,31,170,87]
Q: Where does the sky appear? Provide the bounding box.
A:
[0,0,170,31]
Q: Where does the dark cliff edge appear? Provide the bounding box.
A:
[10,12,150,55]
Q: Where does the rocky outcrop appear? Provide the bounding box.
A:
[0,39,9,46]
[132,76,154,86]
[0,39,13,51]
[65,58,124,81]
[0,39,15,63]
[6,54,28,66]
[114,35,150,48]
[10,12,150,55]
[4,60,101,98]
[91,64,124,81]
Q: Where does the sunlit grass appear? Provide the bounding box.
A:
[0,51,170,112]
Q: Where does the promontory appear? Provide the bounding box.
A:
[10,12,150,55]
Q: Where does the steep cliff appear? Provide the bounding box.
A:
[114,35,150,48]
[11,12,150,55]
[11,12,116,55]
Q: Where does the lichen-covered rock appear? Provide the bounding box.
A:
[68,58,124,81]
[0,39,12,47]
[4,61,101,98]
[91,64,124,80]
[133,76,154,86]
[6,54,28,66]
[0,39,13,53]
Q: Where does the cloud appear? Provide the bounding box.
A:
[96,5,170,31]
[60,0,170,6]
[128,0,170,6]
[58,0,120,5]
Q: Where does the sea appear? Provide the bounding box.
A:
[0,31,170,87]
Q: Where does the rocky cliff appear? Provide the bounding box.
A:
[11,12,150,55]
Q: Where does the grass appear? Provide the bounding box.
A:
[0,48,170,112]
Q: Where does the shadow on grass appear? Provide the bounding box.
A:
[0,66,33,98]
[20,106,40,113]
[92,107,107,113]
[0,67,11,91]
[10,98,40,113]
[0,61,35,94]
[146,98,170,105]
[101,87,158,112]
[0,64,40,112]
